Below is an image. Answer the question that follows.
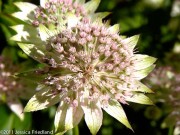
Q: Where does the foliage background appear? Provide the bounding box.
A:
[0,0,179,135]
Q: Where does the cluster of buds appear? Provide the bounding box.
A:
[11,0,156,134]
[144,66,180,134]
[0,56,35,120]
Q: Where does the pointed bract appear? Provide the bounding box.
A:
[14,2,37,13]
[84,0,100,14]
[125,93,153,105]
[121,35,139,50]
[133,65,156,80]
[134,81,154,93]
[91,12,111,22]
[133,54,157,70]
[40,0,48,7]
[102,99,133,130]
[108,24,120,34]
[75,0,86,4]
[24,88,62,112]
[55,101,84,134]
[8,99,24,120]
[82,101,103,135]
[11,25,42,44]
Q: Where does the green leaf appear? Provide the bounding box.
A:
[133,64,156,80]
[121,35,139,50]
[82,101,103,135]
[24,88,62,112]
[125,93,153,105]
[133,54,157,70]
[54,101,83,134]
[108,24,119,34]
[84,0,101,14]
[102,99,133,130]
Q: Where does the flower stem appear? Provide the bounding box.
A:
[168,126,174,135]
[73,125,79,135]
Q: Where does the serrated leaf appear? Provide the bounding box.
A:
[121,35,139,50]
[24,88,62,112]
[102,99,133,130]
[55,101,83,134]
[133,65,156,80]
[133,54,157,70]
[108,24,119,34]
[125,93,153,105]
[82,101,102,135]
[84,0,101,14]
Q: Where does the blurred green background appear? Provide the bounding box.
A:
[0,0,179,135]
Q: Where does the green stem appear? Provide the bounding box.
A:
[73,125,79,135]
[168,126,174,135]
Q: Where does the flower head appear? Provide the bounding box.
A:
[11,0,157,134]
[0,56,35,120]
[144,66,180,134]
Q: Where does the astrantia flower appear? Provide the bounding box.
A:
[0,56,35,120]
[11,0,156,134]
[144,66,180,135]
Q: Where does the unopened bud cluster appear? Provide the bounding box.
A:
[32,0,86,27]
[144,66,180,129]
[0,56,22,96]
